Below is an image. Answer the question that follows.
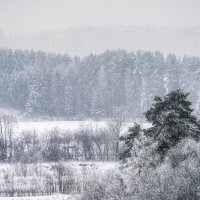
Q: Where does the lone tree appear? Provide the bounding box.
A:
[144,90,200,157]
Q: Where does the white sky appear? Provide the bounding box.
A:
[0,0,200,35]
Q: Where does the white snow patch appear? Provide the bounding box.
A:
[0,194,79,200]
[15,120,151,135]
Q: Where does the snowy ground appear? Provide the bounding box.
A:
[15,120,151,134]
[1,120,151,199]
[0,194,79,200]
[16,120,106,133]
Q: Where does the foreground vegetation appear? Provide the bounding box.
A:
[81,90,200,200]
[0,90,200,200]
[0,161,116,197]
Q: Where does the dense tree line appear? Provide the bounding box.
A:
[0,48,200,119]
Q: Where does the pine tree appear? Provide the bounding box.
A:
[119,123,141,160]
[144,90,200,157]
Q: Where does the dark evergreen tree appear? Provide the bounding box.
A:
[144,90,200,157]
[119,123,141,160]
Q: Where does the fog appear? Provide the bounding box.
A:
[0,0,200,56]
[0,0,200,35]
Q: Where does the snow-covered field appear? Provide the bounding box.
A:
[15,120,151,134]
[0,194,78,200]
[16,121,106,133]
[0,120,150,199]
[0,161,117,199]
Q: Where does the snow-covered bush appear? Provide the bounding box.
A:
[81,169,127,200]
[123,139,200,200]
[83,137,200,200]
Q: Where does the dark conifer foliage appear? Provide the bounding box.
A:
[144,90,200,156]
[119,123,141,160]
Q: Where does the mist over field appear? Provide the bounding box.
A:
[1,26,200,57]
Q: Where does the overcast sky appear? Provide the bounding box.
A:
[0,0,200,35]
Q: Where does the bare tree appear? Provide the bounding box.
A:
[42,128,62,161]
[14,130,42,163]
[107,112,126,160]
[0,113,16,162]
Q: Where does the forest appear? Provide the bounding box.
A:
[0,48,200,120]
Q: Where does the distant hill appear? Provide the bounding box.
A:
[1,26,200,57]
